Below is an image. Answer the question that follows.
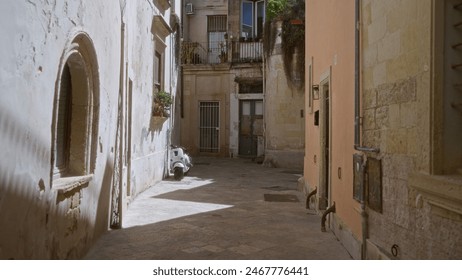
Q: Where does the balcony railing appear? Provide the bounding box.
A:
[181,40,263,65]
[231,41,263,63]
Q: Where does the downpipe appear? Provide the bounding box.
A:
[354,0,372,259]
[321,202,336,232]
[353,0,379,154]
[306,188,317,209]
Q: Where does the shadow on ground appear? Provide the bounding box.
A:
[84,157,352,260]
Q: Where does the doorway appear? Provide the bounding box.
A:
[199,101,220,153]
[239,100,263,157]
[319,80,330,210]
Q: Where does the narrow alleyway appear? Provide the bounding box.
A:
[84,157,351,260]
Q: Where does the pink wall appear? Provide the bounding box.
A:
[304,0,361,238]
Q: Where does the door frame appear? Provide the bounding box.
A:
[318,68,332,211]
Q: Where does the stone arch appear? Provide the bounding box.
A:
[51,32,100,180]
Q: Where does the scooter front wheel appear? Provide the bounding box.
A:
[173,167,184,181]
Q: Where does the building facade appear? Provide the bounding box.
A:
[180,0,304,169]
[0,0,180,259]
[180,0,265,159]
[303,0,360,258]
[303,0,462,259]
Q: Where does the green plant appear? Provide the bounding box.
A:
[267,0,288,21]
[264,0,305,89]
[181,41,199,64]
[153,90,173,117]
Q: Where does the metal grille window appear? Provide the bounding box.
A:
[199,102,220,153]
[208,15,227,33]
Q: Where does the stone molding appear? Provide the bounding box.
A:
[409,172,462,217]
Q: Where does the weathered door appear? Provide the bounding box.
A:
[239,100,263,156]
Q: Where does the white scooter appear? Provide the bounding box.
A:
[169,145,192,180]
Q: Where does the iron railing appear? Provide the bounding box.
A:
[181,40,263,65]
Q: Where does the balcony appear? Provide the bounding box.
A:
[181,40,263,65]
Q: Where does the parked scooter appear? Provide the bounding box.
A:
[169,145,192,180]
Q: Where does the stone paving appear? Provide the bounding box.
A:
[84,157,352,260]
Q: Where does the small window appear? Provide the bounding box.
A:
[154,51,162,92]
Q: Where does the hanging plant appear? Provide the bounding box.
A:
[281,11,305,89]
[264,0,305,89]
[267,0,288,21]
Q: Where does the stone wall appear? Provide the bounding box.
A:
[361,0,462,259]
[181,65,233,157]
[0,0,178,259]
[264,21,305,170]
[0,0,121,259]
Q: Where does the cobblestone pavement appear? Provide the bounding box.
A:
[84,157,352,260]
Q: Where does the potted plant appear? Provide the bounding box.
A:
[153,90,173,117]
[182,41,199,64]
[219,41,228,63]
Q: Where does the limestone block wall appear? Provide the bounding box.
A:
[361,0,462,259]
[229,67,265,158]
[181,65,232,157]
[264,25,305,169]
[183,0,227,42]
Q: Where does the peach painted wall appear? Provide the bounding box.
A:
[304,0,361,239]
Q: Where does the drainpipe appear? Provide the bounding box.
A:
[353,0,373,260]
[262,33,267,159]
[321,202,336,232]
[111,1,127,229]
[353,0,379,154]
[306,187,317,209]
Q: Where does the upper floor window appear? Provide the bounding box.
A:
[154,51,162,92]
[241,0,265,41]
[208,15,227,63]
